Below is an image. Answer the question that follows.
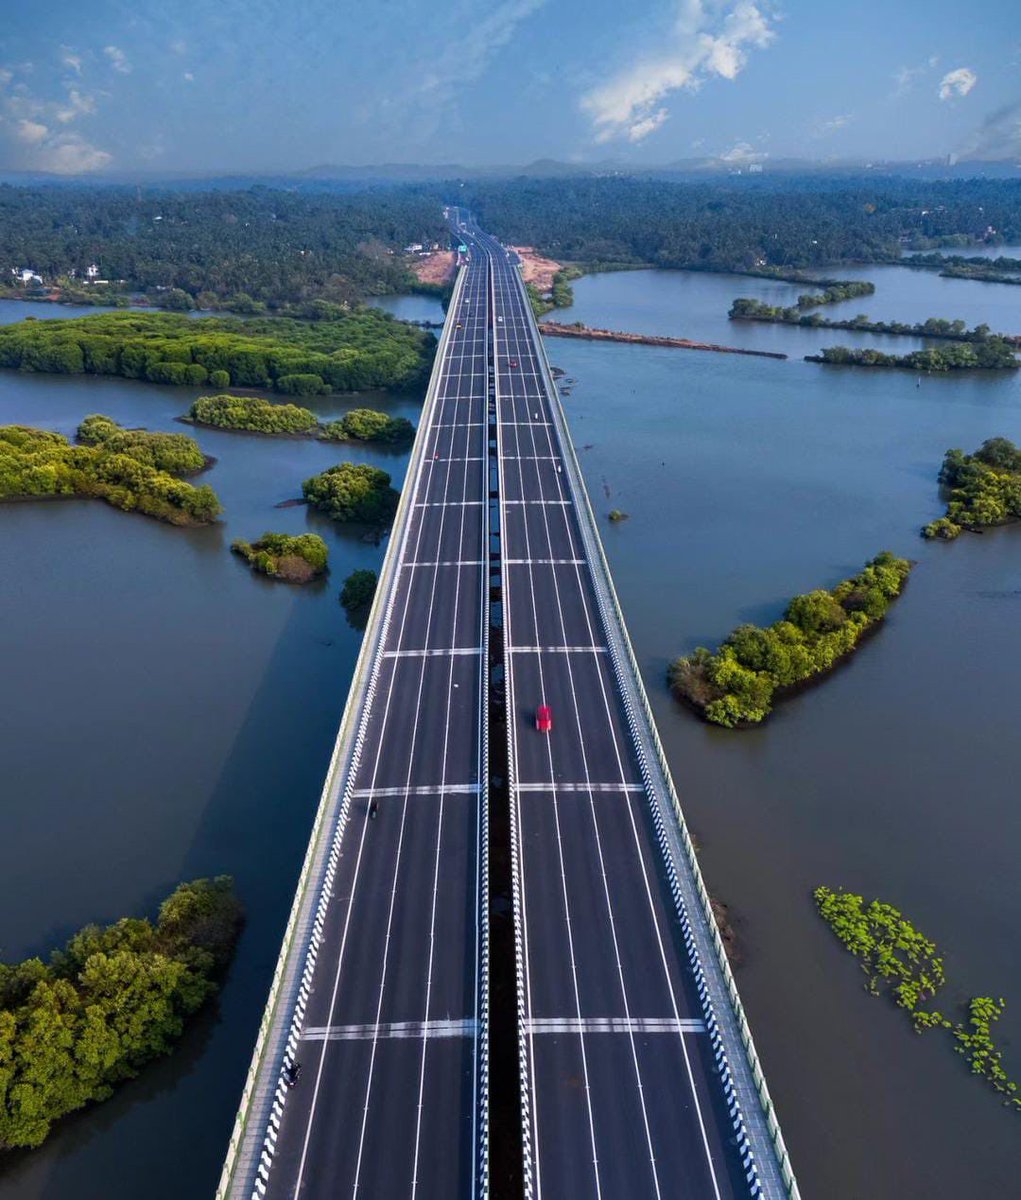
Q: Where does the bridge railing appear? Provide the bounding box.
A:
[215,264,471,1200]
[517,264,801,1200]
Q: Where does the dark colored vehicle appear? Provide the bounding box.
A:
[535,704,552,733]
[509,359,518,368]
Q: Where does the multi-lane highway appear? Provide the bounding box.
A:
[220,213,798,1200]
[219,249,491,1200]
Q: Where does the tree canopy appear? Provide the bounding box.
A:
[923,438,1021,539]
[302,462,399,524]
[231,532,329,583]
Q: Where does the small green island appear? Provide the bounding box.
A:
[302,462,399,525]
[815,887,1020,1110]
[187,394,414,445]
[923,437,1021,540]
[340,569,378,627]
[0,417,221,526]
[806,341,1018,371]
[231,532,329,583]
[0,877,243,1150]
[0,308,434,395]
[669,552,912,727]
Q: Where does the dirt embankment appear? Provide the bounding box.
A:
[539,321,788,361]
[508,246,564,292]
[410,251,456,286]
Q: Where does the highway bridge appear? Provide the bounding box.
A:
[218,215,799,1200]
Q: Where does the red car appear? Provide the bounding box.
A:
[508,359,518,368]
[535,705,552,733]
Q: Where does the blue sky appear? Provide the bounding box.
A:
[0,0,1017,175]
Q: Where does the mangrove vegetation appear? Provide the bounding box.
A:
[814,887,1020,1110]
[808,341,1018,371]
[0,421,221,525]
[302,462,399,525]
[731,299,1013,346]
[320,408,414,445]
[0,309,434,395]
[187,394,415,445]
[0,877,243,1150]
[669,552,912,727]
[922,437,1021,540]
[340,569,378,628]
[231,532,329,583]
[77,413,207,474]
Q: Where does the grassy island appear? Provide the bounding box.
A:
[0,877,243,1150]
[302,462,399,525]
[186,395,415,446]
[807,341,1018,371]
[815,887,1020,1110]
[0,421,221,525]
[188,394,319,436]
[0,309,434,395]
[731,299,1014,347]
[669,552,912,727]
[922,437,1021,540]
[231,532,328,583]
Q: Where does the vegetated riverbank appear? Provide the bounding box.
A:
[807,341,1019,371]
[539,320,787,360]
[814,887,1020,1110]
[668,552,912,727]
[185,394,414,445]
[731,300,1020,347]
[923,437,1021,540]
[0,877,243,1151]
[0,420,222,526]
[231,532,328,583]
[897,252,1021,286]
[0,309,434,396]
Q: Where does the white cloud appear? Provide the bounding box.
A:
[15,119,49,144]
[183,71,195,83]
[0,68,12,87]
[60,47,83,76]
[55,87,97,123]
[35,133,112,173]
[812,113,852,138]
[104,45,132,74]
[939,67,977,101]
[893,55,939,96]
[719,139,765,163]
[581,1,776,144]
[170,40,188,55]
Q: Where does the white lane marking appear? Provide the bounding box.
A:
[524,1017,706,1035]
[303,1019,478,1042]
[414,499,485,507]
[350,784,481,798]
[507,645,607,654]
[402,559,486,568]
[503,499,570,505]
[381,647,482,658]
[515,783,644,793]
[504,558,584,565]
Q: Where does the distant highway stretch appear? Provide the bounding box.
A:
[218,214,799,1200]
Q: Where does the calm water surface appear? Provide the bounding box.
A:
[2,273,1020,1199]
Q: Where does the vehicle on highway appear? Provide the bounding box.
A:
[535,704,553,733]
[509,359,518,368]
[456,321,463,329]
[284,1062,302,1087]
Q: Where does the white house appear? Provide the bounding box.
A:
[86,263,100,280]
[12,267,43,285]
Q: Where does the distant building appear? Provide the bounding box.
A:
[11,267,43,285]
[404,243,424,253]
[86,263,100,280]
[748,163,763,174]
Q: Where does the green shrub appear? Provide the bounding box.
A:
[320,408,414,444]
[923,438,1021,536]
[302,462,399,524]
[231,532,328,583]
[340,569,378,612]
[189,394,318,435]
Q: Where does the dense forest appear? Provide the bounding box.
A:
[809,341,1018,371]
[231,532,329,582]
[461,176,1021,272]
[0,420,221,525]
[923,437,1021,539]
[669,552,912,727]
[0,186,447,306]
[0,877,242,1150]
[0,309,434,394]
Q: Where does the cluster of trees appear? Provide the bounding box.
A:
[815,886,1020,1109]
[231,532,329,583]
[810,341,1019,371]
[732,298,1013,345]
[903,252,1021,285]
[922,437,1021,539]
[669,551,912,727]
[0,309,435,395]
[189,394,319,436]
[340,569,378,628]
[302,462,399,524]
[0,877,242,1149]
[320,408,414,445]
[459,176,1021,272]
[0,186,447,306]
[77,413,207,473]
[0,423,221,525]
